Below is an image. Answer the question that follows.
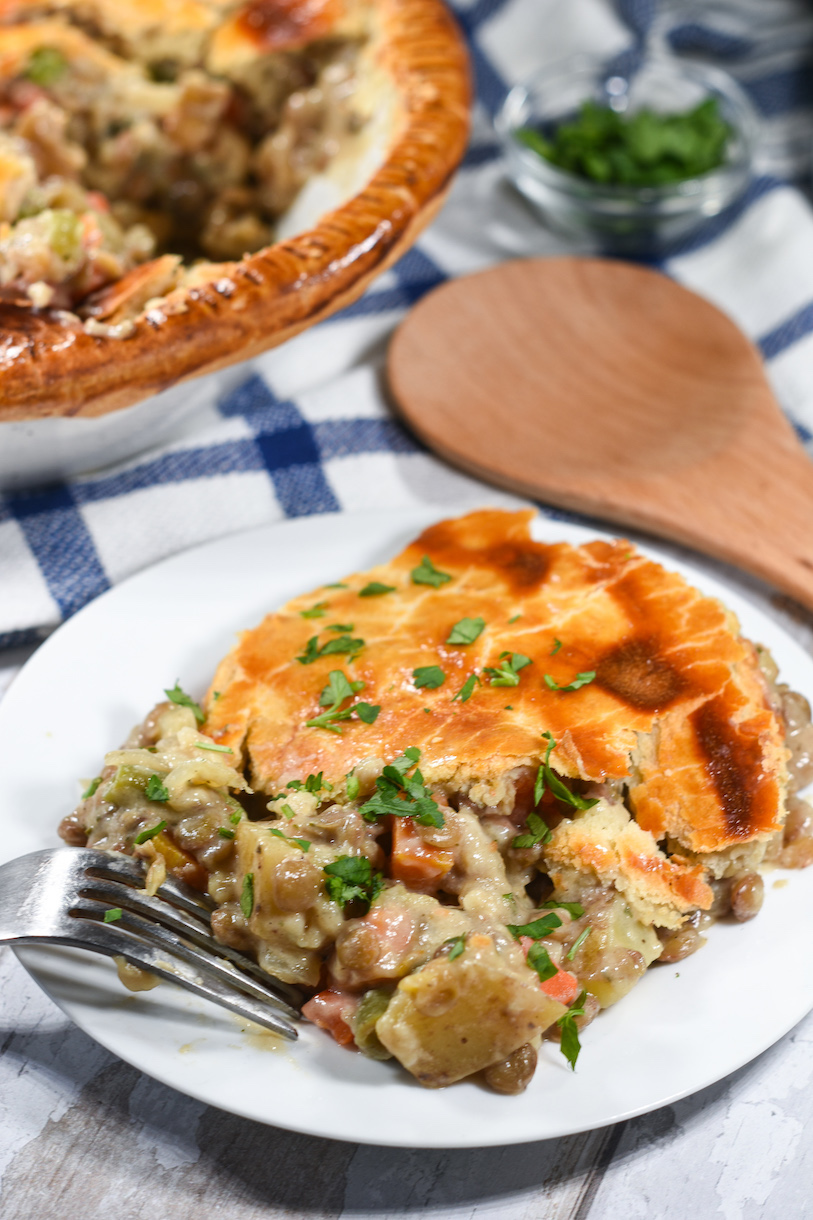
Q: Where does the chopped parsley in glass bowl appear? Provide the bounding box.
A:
[495,54,759,256]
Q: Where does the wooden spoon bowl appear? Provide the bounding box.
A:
[388,256,813,610]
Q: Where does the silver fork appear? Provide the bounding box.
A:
[0,847,301,1039]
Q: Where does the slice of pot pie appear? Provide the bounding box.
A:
[62,509,813,1093]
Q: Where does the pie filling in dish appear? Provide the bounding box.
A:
[0,0,389,334]
[60,510,813,1092]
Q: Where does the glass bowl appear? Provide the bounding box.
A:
[494,55,760,256]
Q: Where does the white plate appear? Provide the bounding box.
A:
[2,508,812,1148]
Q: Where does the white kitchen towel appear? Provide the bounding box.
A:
[3,0,813,648]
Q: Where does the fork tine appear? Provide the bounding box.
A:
[77,849,302,1003]
[35,915,298,1039]
[71,898,302,1022]
[77,875,302,1009]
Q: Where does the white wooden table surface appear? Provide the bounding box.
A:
[3,574,813,1220]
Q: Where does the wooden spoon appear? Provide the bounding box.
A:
[387,256,813,610]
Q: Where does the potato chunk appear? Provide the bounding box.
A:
[375,934,566,1088]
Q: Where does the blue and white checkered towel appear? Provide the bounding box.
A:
[3,0,813,650]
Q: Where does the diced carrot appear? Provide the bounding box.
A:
[519,935,580,1005]
[302,989,359,1048]
[152,830,209,892]
[540,967,580,1006]
[390,817,454,888]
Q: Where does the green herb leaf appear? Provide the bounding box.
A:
[320,672,364,707]
[134,820,167,845]
[327,623,354,633]
[557,990,588,1070]
[484,652,532,687]
[280,804,296,820]
[445,935,466,961]
[507,912,562,940]
[512,810,551,849]
[413,665,445,690]
[566,926,591,961]
[550,638,563,655]
[306,670,374,733]
[25,46,67,86]
[145,774,169,803]
[301,602,329,619]
[270,827,310,851]
[356,703,381,724]
[452,673,480,703]
[165,681,205,724]
[195,741,233,753]
[359,582,396,597]
[287,772,333,795]
[359,750,443,828]
[411,555,452,588]
[346,773,360,801]
[527,942,558,983]
[297,634,365,665]
[323,855,384,910]
[82,777,102,800]
[447,616,485,645]
[544,671,596,692]
[508,614,521,624]
[542,899,585,919]
[533,731,599,811]
[103,907,123,923]
[325,582,348,589]
[229,811,242,825]
[240,872,254,919]
[218,827,236,839]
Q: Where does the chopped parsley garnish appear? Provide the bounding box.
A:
[240,873,254,919]
[212,691,222,701]
[447,616,485,645]
[557,990,588,1070]
[229,811,242,825]
[305,670,379,733]
[323,855,384,910]
[195,741,233,753]
[82,777,102,800]
[301,602,329,619]
[507,913,562,940]
[327,623,354,633]
[25,46,67,86]
[346,773,360,801]
[544,671,596,692]
[103,907,123,923]
[411,555,452,588]
[297,634,364,665]
[270,827,310,851]
[218,827,236,839]
[359,748,444,828]
[145,774,169,803]
[527,942,558,983]
[517,97,731,187]
[534,732,599,811]
[542,899,585,919]
[550,638,563,655]
[452,673,480,703]
[508,614,521,624]
[325,582,348,589]
[287,772,333,796]
[484,652,532,687]
[413,665,445,690]
[505,705,513,710]
[445,935,466,961]
[359,581,396,597]
[165,681,205,724]
[134,820,167,845]
[566,926,591,961]
[512,810,551,849]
